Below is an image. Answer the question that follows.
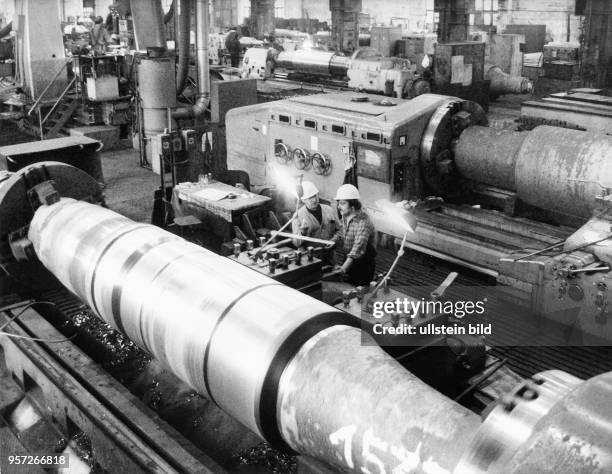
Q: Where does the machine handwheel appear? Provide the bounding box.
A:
[275,142,291,164]
[312,153,331,175]
[292,148,311,170]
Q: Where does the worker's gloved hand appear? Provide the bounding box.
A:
[299,222,309,234]
[324,241,336,249]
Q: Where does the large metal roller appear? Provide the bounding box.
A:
[455,370,612,473]
[452,126,523,190]
[5,164,612,473]
[485,65,533,96]
[25,191,480,472]
[455,125,612,219]
[276,49,349,78]
[28,198,354,444]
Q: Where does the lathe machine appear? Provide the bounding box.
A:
[226,91,612,344]
[241,45,531,102]
[0,162,611,473]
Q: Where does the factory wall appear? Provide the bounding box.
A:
[498,0,582,43]
[64,0,116,19]
[280,0,430,31]
[0,0,583,46]
[280,1,328,21]
[364,0,429,31]
[61,0,83,20]
[278,0,580,43]
[0,0,153,23]
[238,0,251,24]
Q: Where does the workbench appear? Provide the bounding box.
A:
[172,180,271,241]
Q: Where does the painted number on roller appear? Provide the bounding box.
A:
[362,428,388,474]
[330,425,357,469]
[329,427,451,474]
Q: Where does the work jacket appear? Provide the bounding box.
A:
[334,210,377,285]
[292,203,338,248]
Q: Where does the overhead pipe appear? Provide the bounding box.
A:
[173,0,210,119]
[175,0,191,94]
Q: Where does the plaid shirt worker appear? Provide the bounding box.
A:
[334,210,375,259]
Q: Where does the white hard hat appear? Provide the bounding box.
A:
[335,184,360,201]
[301,181,319,200]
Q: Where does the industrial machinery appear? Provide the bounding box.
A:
[1,162,612,473]
[520,90,612,134]
[228,240,324,298]
[226,91,612,344]
[241,47,431,99]
[241,44,531,104]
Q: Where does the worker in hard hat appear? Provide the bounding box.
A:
[292,181,338,263]
[332,184,377,285]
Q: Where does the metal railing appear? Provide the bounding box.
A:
[27,60,70,116]
[26,60,74,139]
[40,77,76,125]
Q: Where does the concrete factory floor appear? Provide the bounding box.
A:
[0,117,161,222]
[101,146,160,222]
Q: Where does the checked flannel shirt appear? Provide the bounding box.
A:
[334,210,375,260]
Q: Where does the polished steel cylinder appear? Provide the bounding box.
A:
[503,370,612,473]
[456,370,612,474]
[455,125,612,219]
[276,50,349,77]
[26,196,484,472]
[28,198,351,441]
